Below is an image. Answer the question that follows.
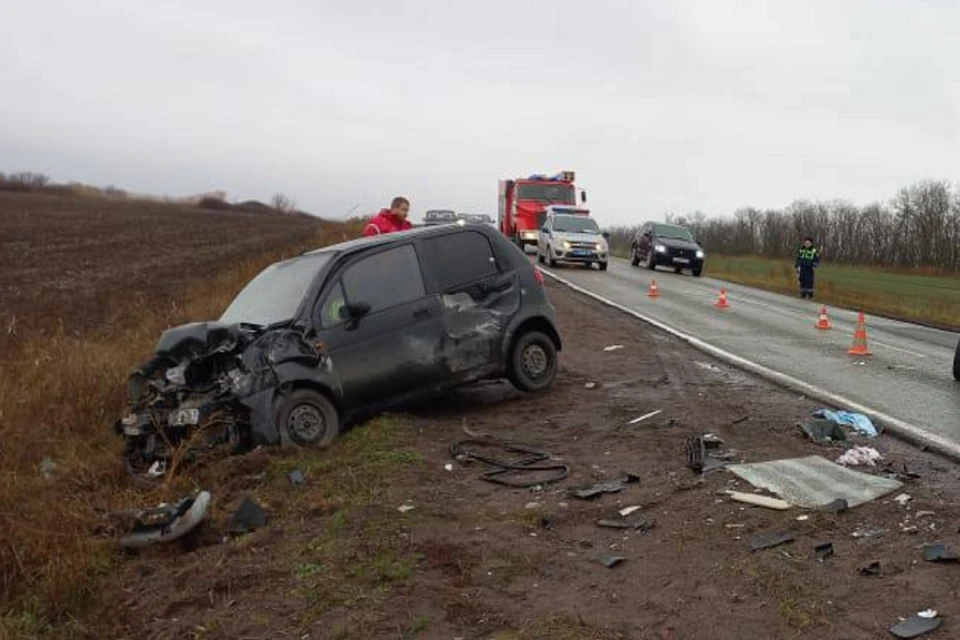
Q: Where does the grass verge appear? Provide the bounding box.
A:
[704,255,960,329]
[0,221,359,634]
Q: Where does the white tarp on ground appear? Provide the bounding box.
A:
[727,455,903,508]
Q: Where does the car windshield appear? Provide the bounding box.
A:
[553,215,599,234]
[517,183,576,204]
[653,224,694,241]
[220,252,332,326]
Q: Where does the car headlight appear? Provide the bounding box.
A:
[655,244,666,253]
[562,241,571,250]
[165,363,187,385]
[696,250,705,258]
[596,242,606,252]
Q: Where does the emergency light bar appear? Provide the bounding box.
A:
[525,171,575,182]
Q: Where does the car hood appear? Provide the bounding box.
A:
[553,231,605,244]
[656,237,701,251]
[154,321,244,359]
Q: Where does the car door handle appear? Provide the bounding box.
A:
[413,307,432,319]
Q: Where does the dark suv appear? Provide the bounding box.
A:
[630,222,705,276]
[115,225,562,480]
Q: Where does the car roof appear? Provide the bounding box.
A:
[303,223,500,257]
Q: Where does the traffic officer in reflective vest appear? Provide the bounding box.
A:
[795,236,821,299]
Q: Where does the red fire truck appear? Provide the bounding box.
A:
[498,170,587,250]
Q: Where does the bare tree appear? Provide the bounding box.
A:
[272,193,297,214]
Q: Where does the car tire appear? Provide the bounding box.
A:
[599,262,608,271]
[674,267,683,274]
[537,250,545,264]
[508,331,558,393]
[693,267,703,277]
[277,389,340,448]
[630,248,640,267]
[953,339,960,381]
[547,249,556,268]
[646,250,656,271]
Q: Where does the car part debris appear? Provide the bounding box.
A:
[796,514,810,521]
[603,345,624,352]
[724,490,791,510]
[852,528,887,540]
[597,555,626,568]
[619,505,641,517]
[727,455,902,509]
[923,543,960,563]
[229,497,268,534]
[836,446,882,467]
[118,490,212,549]
[732,415,750,425]
[584,382,597,389]
[627,410,662,425]
[822,498,849,514]
[797,419,847,445]
[398,504,415,514]
[858,561,881,576]
[569,473,639,499]
[814,542,834,562]
[813,409,878,437]
[686,434,728,474]
[451,439,568,488]
[889,612,942,638]
[894,493,912,506]
[748,531,794,552]
[287,469,306,486]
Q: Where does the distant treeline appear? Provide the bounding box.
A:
[605,179,960,271]
[0,171,307,216]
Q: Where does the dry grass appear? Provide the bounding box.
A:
[0,221,361,633]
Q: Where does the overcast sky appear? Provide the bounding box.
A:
[2,1,959,225]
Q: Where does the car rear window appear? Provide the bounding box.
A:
[421,231,499,290]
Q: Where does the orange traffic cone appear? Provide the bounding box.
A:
[848,311,872,356]
[816,306,832,330]
[647,280,660,298]
[715,288,730,309]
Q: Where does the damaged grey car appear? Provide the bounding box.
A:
[115,224,563,481]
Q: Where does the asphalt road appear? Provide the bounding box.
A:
[539,256,960,446]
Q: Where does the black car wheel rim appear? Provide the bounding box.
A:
[521,343,549,379]
[288,404,325,443]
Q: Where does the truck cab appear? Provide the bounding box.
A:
[499,171,586,252]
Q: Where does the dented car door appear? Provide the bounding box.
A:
[419,230,521,378]
[313,243,445,409]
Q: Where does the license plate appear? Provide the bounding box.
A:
[572,249,590,256]
[673,257,690,264]
[168,408,200,427]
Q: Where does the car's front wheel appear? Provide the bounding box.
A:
[508,331,558,392]
[953,339,960,381]
[646,250,656,270]
[599,261,608,271]
[547,248,557,268]
[537,248,545,264]
[693,266,703,277]
[277,389,340,448]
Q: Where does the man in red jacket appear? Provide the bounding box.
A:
[363,196,413,236]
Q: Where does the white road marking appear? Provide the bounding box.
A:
[538,266,960,462]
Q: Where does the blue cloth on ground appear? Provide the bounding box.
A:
[813,409,878,438]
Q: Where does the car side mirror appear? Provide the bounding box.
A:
[541,226,549,233]
[580,190,587,203]
[601,231,610,239]
[344,302,371,330]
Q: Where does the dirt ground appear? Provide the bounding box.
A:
[0,192,324,355]
[80,280,960,640]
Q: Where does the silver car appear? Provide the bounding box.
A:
[536,212,608,271]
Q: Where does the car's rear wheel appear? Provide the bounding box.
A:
[953,339,960,381]
[278,389,340,448]
[508,331,558,392]
[630,248,640,267]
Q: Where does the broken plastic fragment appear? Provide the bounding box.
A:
[619,506,641,517]
[748,531,794,552]
[894,493,912,506]
[119,490,212,549]
[397,504,415,514]
[889,613,942,638]
[918,610,937,619]
[814,542,834,562]
[725,491,791,511]
[287,469,305,486]
[603,345,624,352]
[859,561,881,576]
[597,555,626,568]
[444,463,454,472]
[923,543,960,563]
[627,410,662,425]
[229,498,268,534]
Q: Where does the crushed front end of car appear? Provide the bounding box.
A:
[113,321,325,482]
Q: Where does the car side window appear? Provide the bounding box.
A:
[421,231,499,291]
[339,245,426,315]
